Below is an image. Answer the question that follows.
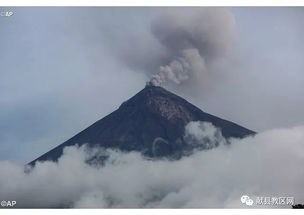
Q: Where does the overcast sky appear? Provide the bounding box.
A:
[0,7,303,163]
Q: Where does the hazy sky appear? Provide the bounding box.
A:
[0,7,304,163]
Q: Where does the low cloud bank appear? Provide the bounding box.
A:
[0,122,303,208]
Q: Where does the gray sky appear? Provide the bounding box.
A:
[0,7,303,163]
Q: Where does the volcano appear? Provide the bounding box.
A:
[29,85,255,165]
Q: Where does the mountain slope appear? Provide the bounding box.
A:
[29,85,255,165]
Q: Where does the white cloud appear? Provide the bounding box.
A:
[0,122,303,208]
[184,121,227,149]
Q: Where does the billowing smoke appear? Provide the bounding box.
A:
[149,8,236,86]
[0,122,304,208]
[184,121,227,149]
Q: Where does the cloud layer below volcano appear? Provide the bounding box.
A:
[0,122,303,208]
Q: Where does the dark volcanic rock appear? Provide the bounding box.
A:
[29,85,255,165]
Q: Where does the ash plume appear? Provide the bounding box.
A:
[149,8,236,86]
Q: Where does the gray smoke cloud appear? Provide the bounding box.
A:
[0,122,303,208]
[184,121,227,149]
[148,8,236,87]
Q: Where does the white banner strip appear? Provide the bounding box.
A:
[1,209,304,215]
[0,0,304,6]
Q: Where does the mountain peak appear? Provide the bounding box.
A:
[29,85,255,165]
[120,85,195,124]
